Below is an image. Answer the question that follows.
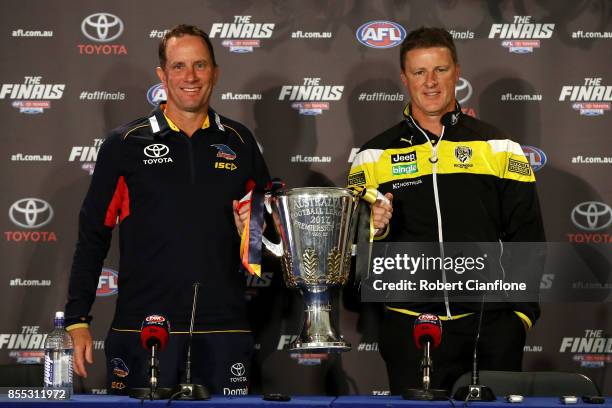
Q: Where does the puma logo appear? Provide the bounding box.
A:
[400,136,414,145]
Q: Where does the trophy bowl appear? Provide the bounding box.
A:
[263,187,359,353]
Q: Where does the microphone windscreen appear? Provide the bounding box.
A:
[140,314,170,351]
[413,313,442,350]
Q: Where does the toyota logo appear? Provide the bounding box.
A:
[571,201,612,231]
[9,198,54,229]
[230,362,245,377]
[455,77,473,105]
[81,13,124,43]
[144,144,169,158]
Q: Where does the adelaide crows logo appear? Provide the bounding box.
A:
[211,144,237,160]
[111,358,129,378]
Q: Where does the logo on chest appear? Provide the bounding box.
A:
[454,145,474,169]
[211,144,238,171]
[391,151,418,176]
[143,144,173,165]
[211,144,237,160]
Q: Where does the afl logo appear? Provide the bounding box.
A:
[356,21,406,49]
[147,83,166,106]
[97,268,118,296]
[521,145,547,172]
[145,315,166,323]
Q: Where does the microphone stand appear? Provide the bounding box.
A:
[422,342,431,391]
[453,295,495,401]
[129,342,172,400]
[150,343,158,391]
[403,339,448,400]
[169,282,210,400]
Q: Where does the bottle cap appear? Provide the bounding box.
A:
[55,311,64,319]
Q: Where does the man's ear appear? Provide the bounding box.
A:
[155,66,166,83]
[400,71,409,90]
[213,66,220,86]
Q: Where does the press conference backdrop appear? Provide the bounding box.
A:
[1,0,610,396]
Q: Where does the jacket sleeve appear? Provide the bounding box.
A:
[347,148,390,240]
[496,139,546,326]
[497,141,545,243]
[251,132,271,188]
[65,134,122,328]
[347,148,380,191]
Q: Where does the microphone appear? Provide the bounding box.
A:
[413,314,442,391]
[141,315,169,393]
[169,283,210,401]
[141,314,170,351]
[403,314,447,401]
[413,313,442,350]
[128,314,172,400]
[452,296,495,401]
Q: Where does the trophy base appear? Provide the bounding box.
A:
[289,340,351,353]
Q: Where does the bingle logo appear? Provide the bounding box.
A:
[147,83,166,106]
[9,199,53,229]
[356,21,406,48]
[96,268,118,297]
[455,77,472,105]
[230,362,245,377]
[81,13,124,42]
[521,145,547,171]
[571,202,612,232]
[78,12,127,55]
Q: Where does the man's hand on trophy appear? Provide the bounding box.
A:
[233,199,267,237]
[233,200,249,237]
[372,192,393,235]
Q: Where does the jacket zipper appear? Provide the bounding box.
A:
[409,118,452,319]
[181,133,196,184]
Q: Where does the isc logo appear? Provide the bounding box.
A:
[215,162,237,171]
[356,21,406,48]
[96,268,118,296]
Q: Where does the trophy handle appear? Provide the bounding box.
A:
[263,236,283,257]
[262,192,284,257]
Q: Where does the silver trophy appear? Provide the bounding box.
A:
[263,187,359,353]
